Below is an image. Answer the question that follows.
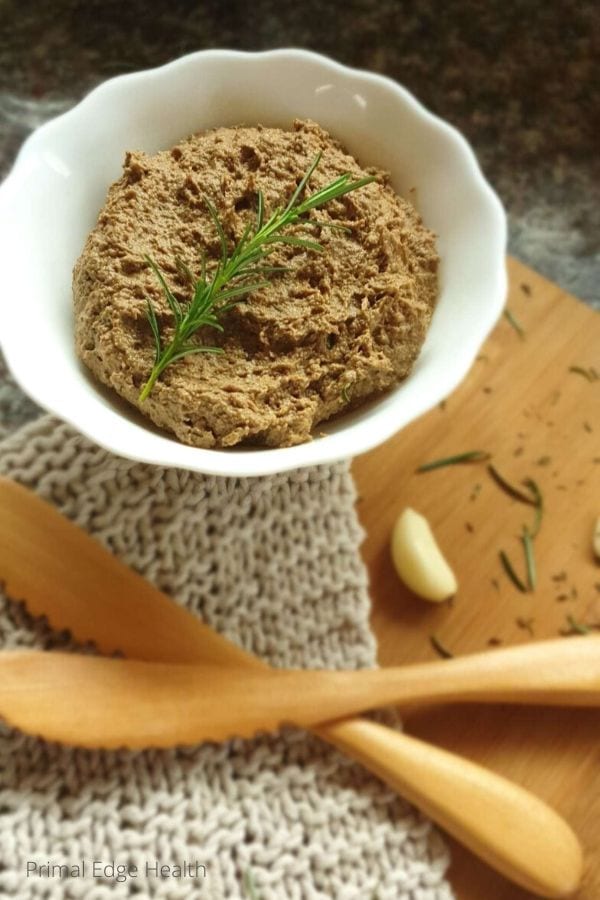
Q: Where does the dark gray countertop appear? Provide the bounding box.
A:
[1,0,598,308]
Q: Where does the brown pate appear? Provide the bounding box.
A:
[73,119,438,448]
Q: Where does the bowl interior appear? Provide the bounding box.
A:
[0,50,506,476]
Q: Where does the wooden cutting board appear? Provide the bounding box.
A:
[353,257,600,900]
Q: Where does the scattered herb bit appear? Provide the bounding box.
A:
[571,586,579,600]
[488,636,503,646]
[568,365,599,382]
[520,282,532,296]
[341,383,353,404]
[491,577,500,591]
[555,593,569,603]
[243,868,261,900]
[504,308,525,338]
[476,354,488,362]
[499,550,528,593]
[483,385,493,395]
[516,616,535,637]
[470,483,482,502]
[584,421,593,433]
[535,455,551,467]
[513,446,524,457]
[521,527,537,590]
[465,522,474,533]
[438,399,447,411]
[561,615,592,636]
[430,634,453,659]
[487,464,536,505]
[139,154,375,400]
[523,477,544,538]
[416,451,490,473]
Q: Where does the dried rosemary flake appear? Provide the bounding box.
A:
[243,868,261,900]
[561,615,592,637]
[499,550,528,593]
[341,383,352,404]
[416,451,490,473]
[430,634,454,659]
[516,616,535,637]
[487,464,536,505]
[504,308,525,338]
[522,528,537,590]
[568,365,599,382]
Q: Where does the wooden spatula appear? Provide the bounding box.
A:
[0,477,583,898]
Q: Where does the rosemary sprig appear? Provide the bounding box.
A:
[568,365,599,382]
[521,527,537,590]
[504,308,525,338]
[499,549,528,593]
[416,450,490,473]
[139,154,375,401]
[430,634,454,659]
[487,464,537,506]
[243,868,261,900]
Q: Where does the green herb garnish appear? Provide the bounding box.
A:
[499,549,528,593]
[243,868,261,899]
[522,477,543,538]
[341,383,353,404]
[568,365,599,382]
[139,154,375,401]
[487,464,537,505]
[430,634,454,659]
[504,308,525,338]
[562,615,592,636]
[416,451,491,473]
[521,527,537,590]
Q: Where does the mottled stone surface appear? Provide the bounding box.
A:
[0,0,597,432]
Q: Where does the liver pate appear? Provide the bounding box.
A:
[73,119,439,448]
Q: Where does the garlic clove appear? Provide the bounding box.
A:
[391,507,457,602]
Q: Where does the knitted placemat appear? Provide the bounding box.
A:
[0,413,452,899]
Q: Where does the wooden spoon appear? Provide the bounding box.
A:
[0,477,583,898]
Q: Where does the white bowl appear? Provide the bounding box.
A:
[0,49,506,477]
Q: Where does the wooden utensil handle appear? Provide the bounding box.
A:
[322,719,582,899]
[376,636,600,707]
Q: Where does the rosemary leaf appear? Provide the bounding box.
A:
[568,365,598,382]
[430,634,454,659]
[521,527,537,590]
[416,451,491,473]
[504,308,525,338]
[243,868,261,899]
[562,615,591,636]
[523,477,544,538]
[487,464,537,505]
[341,384,352,404]
[499,550,528,593]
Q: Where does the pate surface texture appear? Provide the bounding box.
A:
[73,119,438,448]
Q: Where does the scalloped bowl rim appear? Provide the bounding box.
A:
[0,48,507,477]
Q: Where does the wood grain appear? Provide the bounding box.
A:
[353,257,600,899]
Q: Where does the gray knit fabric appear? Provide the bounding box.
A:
[0,414,452,899]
